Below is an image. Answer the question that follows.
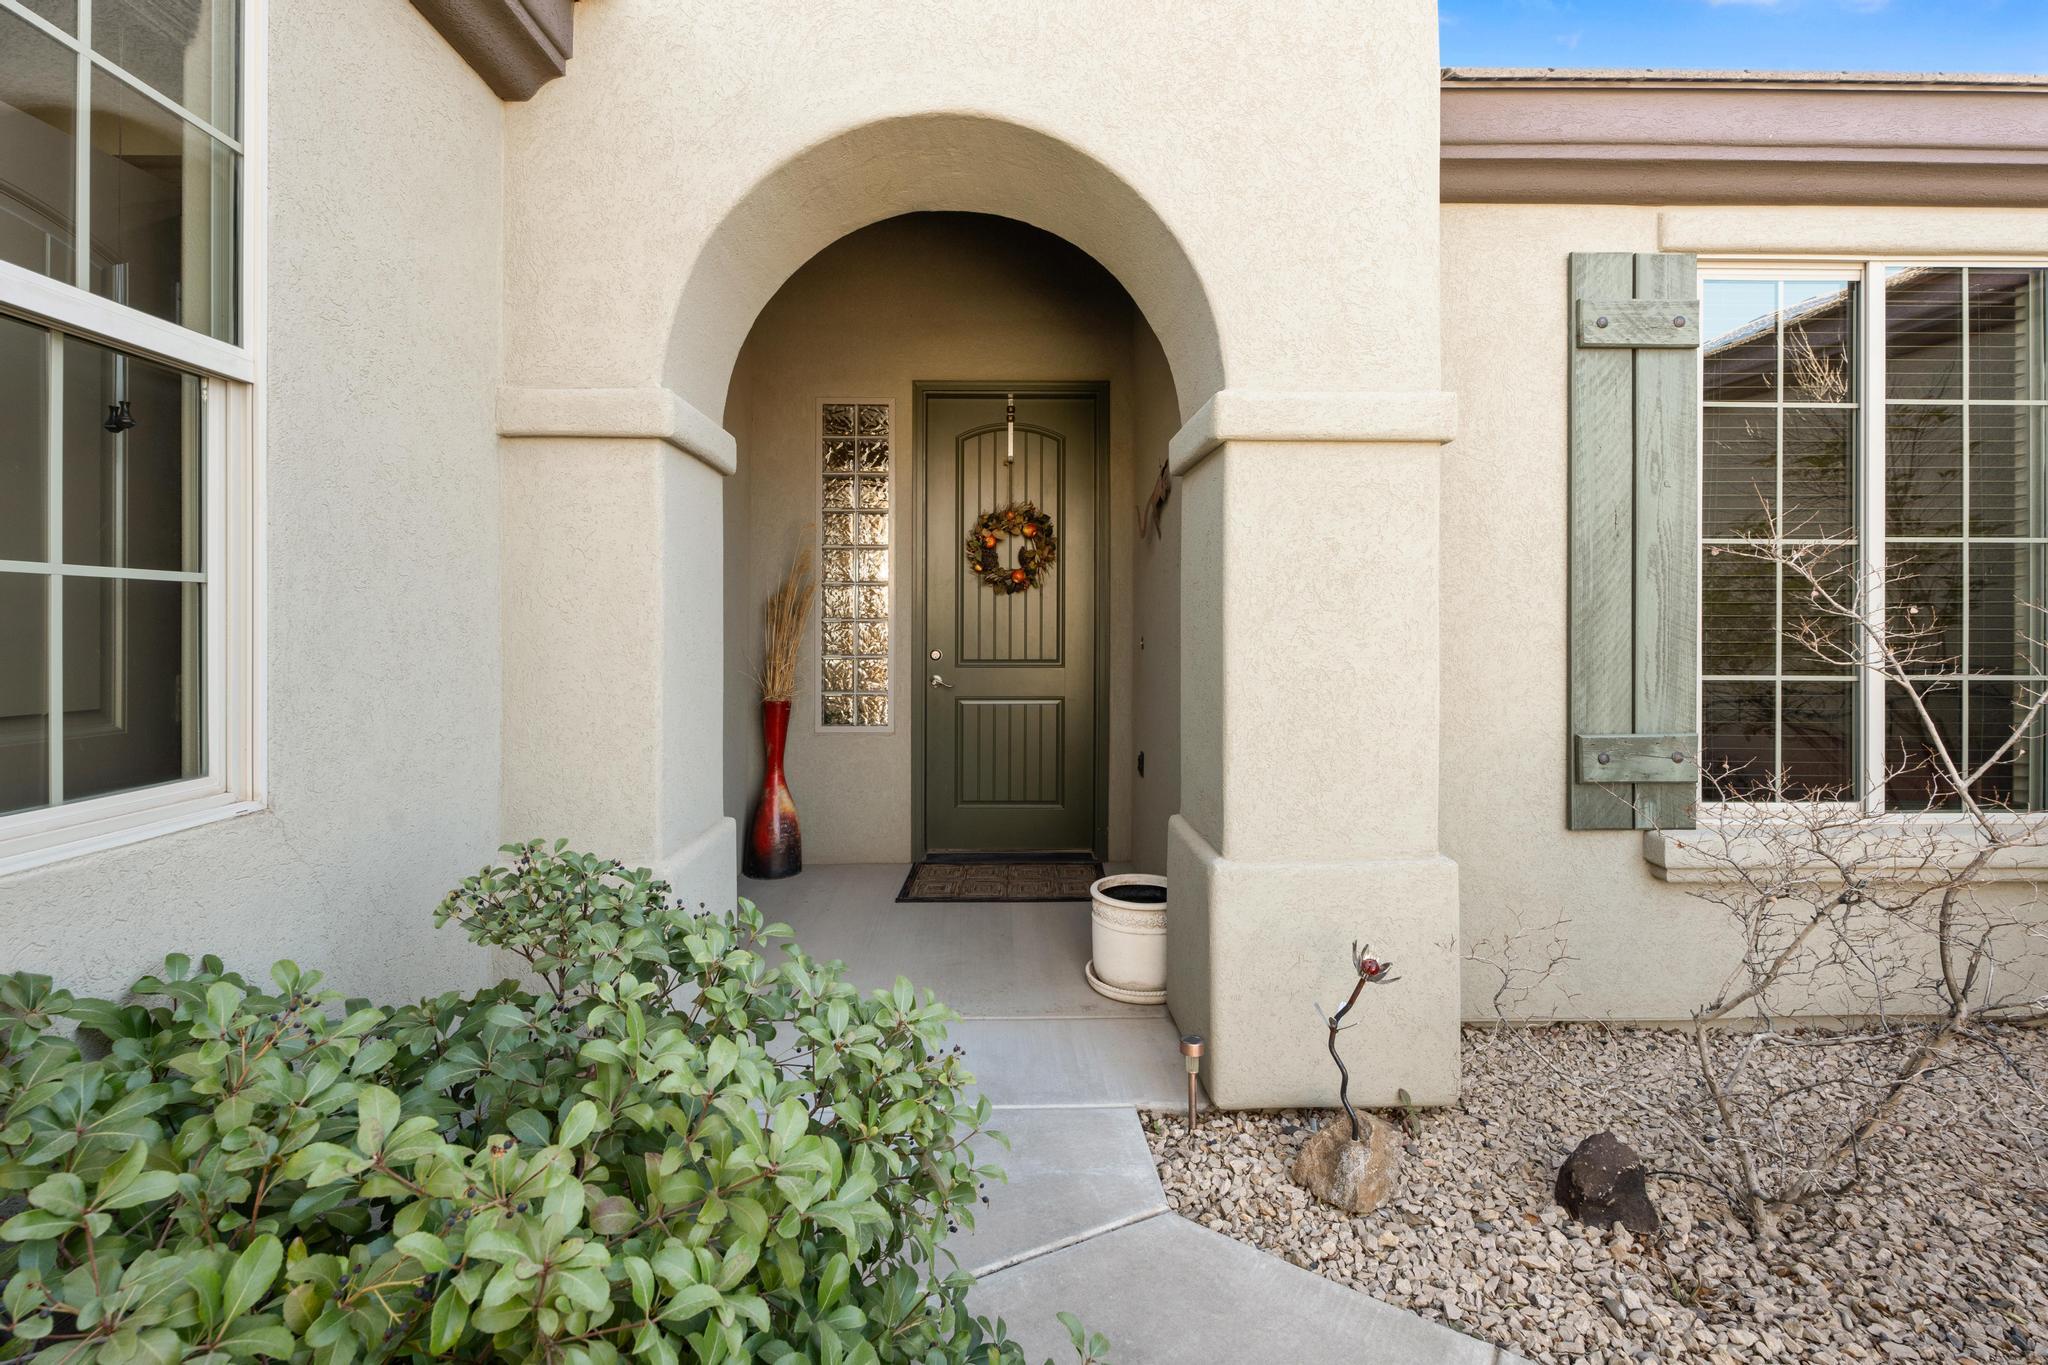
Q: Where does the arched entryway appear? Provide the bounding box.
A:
[716,212,1182,875]
[496,95,1462,1107]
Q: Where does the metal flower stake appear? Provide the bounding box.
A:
[1316,942,1400,1142]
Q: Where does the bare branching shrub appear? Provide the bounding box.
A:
[1465,906,1580,1028]
[1471,507,2048,1241]
[1665,514,2048,1235]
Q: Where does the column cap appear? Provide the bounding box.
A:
[498,386,738,475]
[1168,389,1461,477]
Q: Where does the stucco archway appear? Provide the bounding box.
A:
[497,18,1463,1106]
[659,113,1225,428]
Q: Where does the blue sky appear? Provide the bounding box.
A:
[1439,0,2048,74]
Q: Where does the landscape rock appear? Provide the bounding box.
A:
[1291,1113,1401,1214]
[1554,1131,1661,1235]
[1143,1025,2048,1365]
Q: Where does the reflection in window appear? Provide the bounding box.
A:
[819,403,892,728]
[1699,267,2048,811]
[1700,277,1860,797]
[0,1,240,341]
[93,0,239,132]
[0,318,206,817]
[0,12,80,283]
[1884,266,2048,809]
[90,67,237,340]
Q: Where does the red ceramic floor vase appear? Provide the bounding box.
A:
[744,699,802,879]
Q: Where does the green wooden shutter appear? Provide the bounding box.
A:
[1568,252,1701,831]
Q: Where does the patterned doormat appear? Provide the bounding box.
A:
[896,859,1103,903]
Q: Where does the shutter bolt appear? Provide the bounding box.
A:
[1673,315,1688,328]
[1597,751,1612,766]
[1595,316,1610,328]
[1672,752,1685,764]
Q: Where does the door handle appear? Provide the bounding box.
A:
[929,673,955,689]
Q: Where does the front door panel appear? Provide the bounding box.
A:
[922,392,1099,853]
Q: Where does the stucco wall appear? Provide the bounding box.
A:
[0,0,505,1003]
[493,0,1459,1104]
[720,214,1178,866]
[503,2,1444,414]
[1130,325,1183,875]
[1439,202,2048,1022]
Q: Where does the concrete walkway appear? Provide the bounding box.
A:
[958,1107,1528,1364]
[750,866,1527,1364]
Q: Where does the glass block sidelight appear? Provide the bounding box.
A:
[820,402,892,727]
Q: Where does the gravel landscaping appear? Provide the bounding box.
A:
[1144,1025,2048,1364]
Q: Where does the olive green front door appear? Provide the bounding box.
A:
[919,387,1103,854]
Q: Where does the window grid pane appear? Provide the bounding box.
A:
[1883,266,2048,809]
[1,0,241,342]
[1701,276,1860,798]
[0,312,205,815]
[820,402,890,729]
[0,8,81,286]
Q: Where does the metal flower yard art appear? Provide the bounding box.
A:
[1292,942,1404,1214]
[1321,942,1400,1142]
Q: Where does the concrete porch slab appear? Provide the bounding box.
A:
[971,1210,1520,1365]
[952,1015,1195,1110]
[949,1107,1167,1278]
[742,864,1156,1020]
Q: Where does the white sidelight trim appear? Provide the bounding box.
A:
[497,385,739,475]
[1166,389,1461,476]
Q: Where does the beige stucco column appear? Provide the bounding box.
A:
[1165,392,1462,1108]
[497,390,738,910]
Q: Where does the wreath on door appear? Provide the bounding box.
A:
[965,501,1059,593]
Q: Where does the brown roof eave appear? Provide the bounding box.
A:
[1441,75,2048,207]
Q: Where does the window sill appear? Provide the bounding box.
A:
[0,789,264,878]
[1643,816,2048,884]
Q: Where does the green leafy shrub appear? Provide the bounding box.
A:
[0,841,1080,1364]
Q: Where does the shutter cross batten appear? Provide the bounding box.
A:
[1568,252,1702,832]
[1574,299,1702,349]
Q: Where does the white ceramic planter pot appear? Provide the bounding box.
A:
[1086,873,1168,1005]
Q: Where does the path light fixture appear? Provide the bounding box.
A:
[1179,1033,1204,1134]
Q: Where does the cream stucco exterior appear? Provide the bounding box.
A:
[490,0,1462,1107]
[4,1,2045,1113]
[1441,202,2048,1022]
[0,0,505,1002]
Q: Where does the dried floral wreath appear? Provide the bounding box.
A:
[965,501,1059,593]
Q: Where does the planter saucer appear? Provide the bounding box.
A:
[1085,959,1167,1005]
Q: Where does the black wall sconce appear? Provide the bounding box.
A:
[103,400,135,434]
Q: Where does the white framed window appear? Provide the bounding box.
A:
[0,0,263,873]
[1701,260,2047,813]
[815,399,894,731]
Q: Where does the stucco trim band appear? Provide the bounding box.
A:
[1644,821,2048,884]
[497,386,739,476]
[409,0,572,101]
[1658,208,2048,258]
[1166,390,1460,477]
